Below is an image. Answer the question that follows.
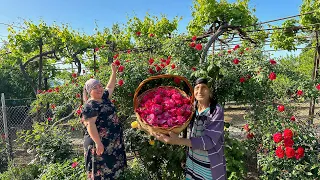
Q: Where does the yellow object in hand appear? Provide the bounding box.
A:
[149,140,155,146]
[131,121,139,129]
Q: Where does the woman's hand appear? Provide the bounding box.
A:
[111,63,117,73]
[153,132,180,145]
[96,142,104,156]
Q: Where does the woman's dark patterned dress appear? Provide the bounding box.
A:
[82,90,127,180]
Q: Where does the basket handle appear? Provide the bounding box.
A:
[133,74,195,111]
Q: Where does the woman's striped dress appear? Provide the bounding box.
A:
[186,107,213,180]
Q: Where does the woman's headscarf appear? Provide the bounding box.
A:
[83,79,101,102]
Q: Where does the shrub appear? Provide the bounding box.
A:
[0,163,41,180]
[17,122,73,164]
[37,157,86,180]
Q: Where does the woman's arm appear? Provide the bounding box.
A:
[84,117,104,155]
[105,64,117,99]
[154,132,192,147]
[154,105,224,150]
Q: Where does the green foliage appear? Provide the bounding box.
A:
[270,0,320,51]
[270,19,307,51]
[17,122,73,164]
[124,128,185,180]
[37,157,86,180]
[0,163,42,180]
[119,158,151,180]
[224,130,247,179]
[300,0,320,29]
[279,51,314,80]
[249,106,320,179]
[188,0,258,35]
[0,137,8,173]
[0,66,35,105]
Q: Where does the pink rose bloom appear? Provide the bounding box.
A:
[168,108,177,115]
[164,99,176,109]
[183,98,190,104]
[153,94,163,104]
[177,116,186,124]
[176,108,185,116]
[184,109,192,117]
[151,104,163,115]
[157,118,167,125]
[146,114,156,123]
[167,119,174,127]
[172,93,183,100]
[175,99,183,107]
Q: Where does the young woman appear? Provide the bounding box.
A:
[82,64,126,180]
[154,78,226,180]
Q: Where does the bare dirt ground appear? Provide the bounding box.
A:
[224,102,320,139]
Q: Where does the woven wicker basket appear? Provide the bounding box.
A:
[133,74,195,135]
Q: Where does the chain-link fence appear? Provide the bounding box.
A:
[0,103,84,165]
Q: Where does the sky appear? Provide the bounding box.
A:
[0,0,305,57]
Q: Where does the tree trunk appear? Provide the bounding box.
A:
[19,60,37,95]
[309,31,320,125]
[200,24,228,64]
[38,39,43,91]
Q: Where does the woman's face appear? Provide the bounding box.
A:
[90,83,104,99]
[194,83,210,102]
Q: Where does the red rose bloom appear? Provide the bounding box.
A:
[290,116,296,121]
[239,77,246,83]
[284,138,294,147]
[195,44,202,51]
[273,132,283,143]
[247,133,254,139]
[243,124,250,132]
[277,105,285,112]
[118,65,125,72]
[118,80,124,86]
[275,146,285,158]
[269,72,276,80]
[148,58,154,65]
[156,65,161,72]
[149,68,155,74]
[174,78,181,85]
[295,146,305,159]
[283,128,293,139]
[296,90,303,96]
[270,59,277,65]
[285,147,295,159]
[189,42,196,47]
[114,59,120,66]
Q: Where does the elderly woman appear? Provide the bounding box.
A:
[154,78,226,180]
[82,64,126,180]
